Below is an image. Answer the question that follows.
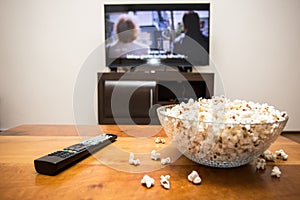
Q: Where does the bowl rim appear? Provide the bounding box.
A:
[156,104,289,126]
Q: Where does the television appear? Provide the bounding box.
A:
[104,3,210,72]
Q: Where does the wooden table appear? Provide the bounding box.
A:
[0,125,299,200]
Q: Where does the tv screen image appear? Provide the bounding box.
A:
[104,4,210,71]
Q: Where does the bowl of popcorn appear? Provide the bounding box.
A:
[157,96,288,168]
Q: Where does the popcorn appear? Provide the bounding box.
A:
[164,96,287,125]
[262,150,277,162]
[141,175,155,188]
[150,150,161,161]
[188,170,201,185]
[160,175,171,189]
[275,149,288,160]
[161,157,171,165]
[129,153,140,166]
[271,166,281,178]
[255,157,266,170]
[155,137,166,144]
[158,96,288,167]
[155,137,161,143]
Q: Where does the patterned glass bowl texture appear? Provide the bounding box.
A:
[157,104,288,168]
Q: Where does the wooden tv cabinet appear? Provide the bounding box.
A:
[98,72,214,125]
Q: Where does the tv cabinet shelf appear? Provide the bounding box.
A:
[98,72,214,125]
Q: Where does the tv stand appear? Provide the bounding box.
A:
[98,71,214,125]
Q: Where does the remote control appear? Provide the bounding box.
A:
[34,134,117,175]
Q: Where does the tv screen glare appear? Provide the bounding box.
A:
[104,4,210,70]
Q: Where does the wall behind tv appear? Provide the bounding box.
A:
[0,0,299,131]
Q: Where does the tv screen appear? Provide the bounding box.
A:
[104,4,210,71]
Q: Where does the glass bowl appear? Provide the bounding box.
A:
[157,104,288,168]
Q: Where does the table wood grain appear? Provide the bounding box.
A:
[0,125,299,200]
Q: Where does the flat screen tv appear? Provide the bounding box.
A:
[104,3,210,71]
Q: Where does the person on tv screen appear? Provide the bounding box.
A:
[107,15,149,59]
[173,11,209,66]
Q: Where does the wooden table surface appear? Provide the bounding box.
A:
[0,125,299,200]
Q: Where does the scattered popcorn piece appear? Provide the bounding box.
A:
[141,175,155,188]
[155,137,166,144]
[255,157,266,170]
[275,149,288,160]
[262,150,277,162]
[193,176,202,184]
[131,159,141,166]
[129,153,140,166]
[150,150,161,161]
[160,175,171,189]
[161,157,171,165]
[155,137,161,143]
[271,166,281,178]
[187,170,198,182]
[188,170,202,185]
[129,152,134,160]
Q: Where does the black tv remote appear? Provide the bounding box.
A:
[34,134,117,175]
